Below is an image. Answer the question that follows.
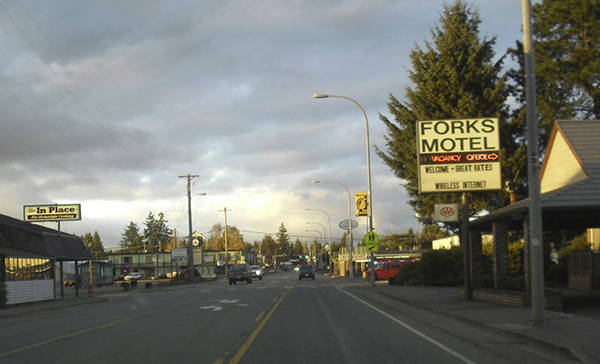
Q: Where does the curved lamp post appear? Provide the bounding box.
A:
[305,208,332,273]
[312,180,354,278]
[313,93,373,283]
[313,94,373,232]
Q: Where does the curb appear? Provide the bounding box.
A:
[372,289,586,363]
[0,296,111,319]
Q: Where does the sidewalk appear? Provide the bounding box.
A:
[0,281,185,319]
[346,280,600,363]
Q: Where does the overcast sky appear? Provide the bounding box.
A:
[0,0,526,248]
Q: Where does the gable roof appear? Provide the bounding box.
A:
[470,120,600,231]
[0,213,91,260]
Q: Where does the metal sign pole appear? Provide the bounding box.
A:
[57,220,64,300]
[461,193,471,300]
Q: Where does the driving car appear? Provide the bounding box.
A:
[124,272,143,281]
[227,264,252,285]
[248,265,264,280]
[298,264,315,280]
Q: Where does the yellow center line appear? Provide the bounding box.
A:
[255,311,265,322]
[0,300,191,358]
[228,289,290,364]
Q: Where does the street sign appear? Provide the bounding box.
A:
[355,192,368,216]
[23,203,81,222]
[192,232,206,247]
[325,244,331,251]
[338,219,359,231]
[364,231,379,252]
[434,203,459,222]
[416,118,502,193]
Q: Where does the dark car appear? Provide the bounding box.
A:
[227,264,252,285]
[298,264,315,280]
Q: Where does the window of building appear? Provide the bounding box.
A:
[4,257,52,280]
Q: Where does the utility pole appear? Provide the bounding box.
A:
[219,207,231,277]
[179,174,199,283]
[522,0,545,325]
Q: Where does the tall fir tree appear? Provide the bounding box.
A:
[82,231,106,260]
[276,223,290,257]
[377,1,513,225]
[293,238,304,257]
[120,221,143,253]
[507,0,599,148]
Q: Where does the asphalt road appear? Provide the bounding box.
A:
[0,272,565,364]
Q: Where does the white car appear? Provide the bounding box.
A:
[248,265,264,280]
[124,272,143,281]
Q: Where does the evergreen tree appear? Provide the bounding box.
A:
[82,231,106,260]
[276,223,290,257]
[533,0,599,119]
[293,238,304,257]
[142,212,172,252]
[120,221,143,253]
[332,232,347,253]
[506,0,599,150]
[377,1,512,225]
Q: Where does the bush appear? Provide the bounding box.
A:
[391,247,464,286]
[390,261,423,286]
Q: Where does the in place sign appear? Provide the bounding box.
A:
[23,204,81,222]
[416,118,501,193]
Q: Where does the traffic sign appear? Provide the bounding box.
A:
[364,231,379,252]
[338,219,359,231]
[434,203,459,222]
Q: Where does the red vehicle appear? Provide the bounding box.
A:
[365,262,401,281]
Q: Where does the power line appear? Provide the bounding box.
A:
[0,1,160,163]
[236,228,341,243]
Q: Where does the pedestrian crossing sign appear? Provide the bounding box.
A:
[364,231,379,252]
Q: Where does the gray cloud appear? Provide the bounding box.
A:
[0,0,524,246]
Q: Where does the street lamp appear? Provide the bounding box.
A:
[311,180,354,278]
[304,209,331,249]
[306,222,327,270]
[193,192,207,278]
[305,208,332,273]
[313,94,373,232]
[313,93,374,284]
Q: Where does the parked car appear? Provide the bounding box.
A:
[364,262,401,281]
[298,265,315,280]
[249,265,264,280]
[227,264,252,285]
[124,272,143,281]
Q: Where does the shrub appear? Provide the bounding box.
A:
[390,261,423,286]
[391,247,464,286]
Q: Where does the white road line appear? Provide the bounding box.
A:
[336,287,478,364]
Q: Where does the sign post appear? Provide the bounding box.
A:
[416,118,501,193]
[416,118,502,301]
[23,203,82,299]
[364,231,379,286]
